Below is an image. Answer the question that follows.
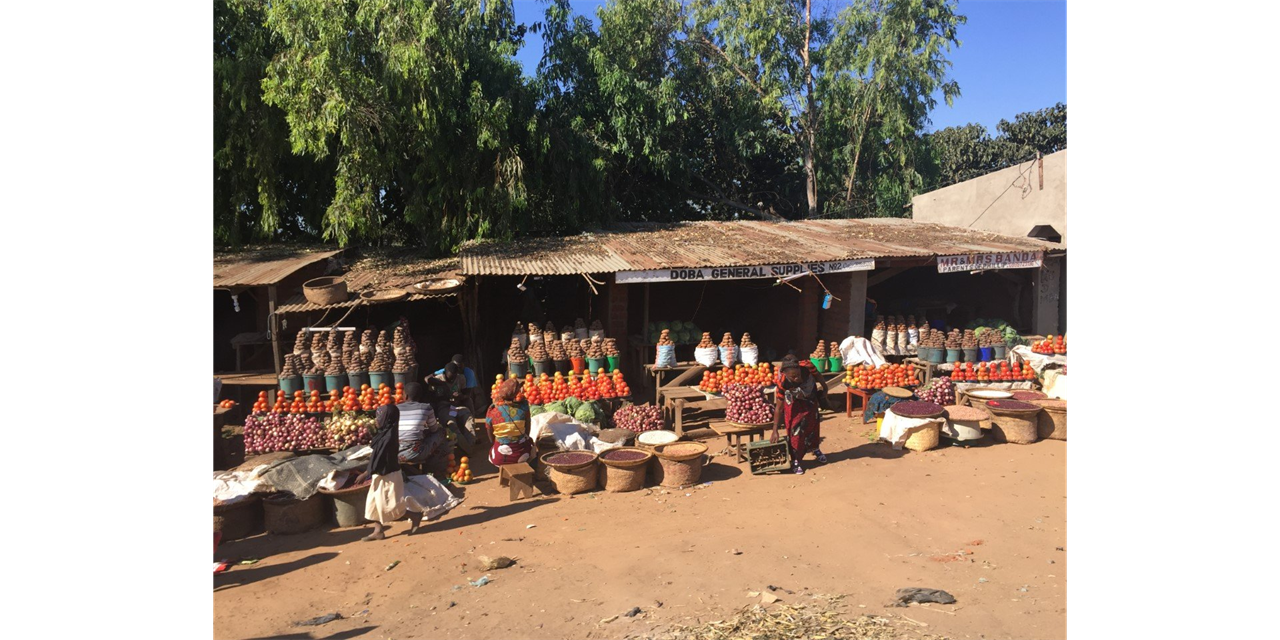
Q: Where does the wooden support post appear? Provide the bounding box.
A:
[268,285,282,376]
[848,270,868,337]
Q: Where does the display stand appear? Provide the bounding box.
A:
[711,421,769,462]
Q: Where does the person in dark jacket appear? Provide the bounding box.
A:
[355,401,462,541]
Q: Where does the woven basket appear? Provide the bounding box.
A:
[302,276,348,306]
[213,496,263,541]
[596,428,637,446]
[653,442,708,488]
[598,448,652,492]
[541,451,599,495]
[263,493,326,535]
[986,404,1042,445]
[903,424,941,452]
[1033,399,1067,440]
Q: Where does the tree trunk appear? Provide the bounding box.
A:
[802,0,819,219]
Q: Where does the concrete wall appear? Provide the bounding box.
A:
[912,149,1066,244]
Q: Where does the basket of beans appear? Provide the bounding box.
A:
[984,399,1043,445]
[597,447,652,493]
[540,450,599,495]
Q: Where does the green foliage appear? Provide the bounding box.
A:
[213,1,1061,247]
[922,102,1066,191]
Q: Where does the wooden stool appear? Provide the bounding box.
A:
[846,388,873,423]
[711,422,768,463]
[498,462,535,501]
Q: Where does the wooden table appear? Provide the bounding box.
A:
[845,387,874,424]
[644,362,702,405]
[661,387,727,436]
[711,421,769,462]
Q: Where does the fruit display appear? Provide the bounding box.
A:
[842,363,919,390]
[1032,335,1067,355]
[810,340,826,360]
[916,376,955,406]
[723,383,774,424]
[950,360,1035,382]
[244,413,326,454]
[646,321,705,345]
[612,403,664,432]
[450,455,473,484]
[699,363,774,393]
[218,399,237,409]
[254,383,399,414]
[513,370,632,405]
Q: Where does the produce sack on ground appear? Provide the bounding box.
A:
[529,412,620,454]
[694,347,719,367]
[898,331,911,355]
[739,345,760,366]
[879,411,946,450]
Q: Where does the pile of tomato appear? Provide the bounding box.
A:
[217,399,237,409]
[493,370,631,405]
[699,363,774,393]
[252,383,406,414]
[951,360,1035,382]
[1031,334,1066,355]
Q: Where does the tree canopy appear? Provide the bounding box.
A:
[214,0,1060,251]
[921,102,1067,190]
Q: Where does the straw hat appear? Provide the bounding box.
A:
[883,386,912,399]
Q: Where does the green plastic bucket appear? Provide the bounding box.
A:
[606,355,621,373]
[348,371,370,390]
[587,357,608,375]
[325,374,347,393]
[928,348,947,365]
[393,371,413,386]
[828,356,843,372]
[369,371,393,391]
[279,375,303,396]
[945,349,962,363]
[809,357,828,373]
[303,374,326,394]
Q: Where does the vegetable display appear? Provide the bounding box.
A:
[244,413,327,454]
[915,376,955,406]
[392,325,416,373]
[810,340,826,360]
[255,383,399,413]
[505,370,632,405]
[449,455,472,484]
[829,341,841,358]
[1031,335,1067,355]
[507,338,527,364]
[370,331,392,372]
[723,383,774,424]
[647,321,704,346]
[697,332,715,349]
[968,318,1022,347]
[699,363,774,393]
[843,363,919,390]
[612,403,664,432]
[325,412,375,450]
[985,399,1041,412]
[951,361,1035,382]
[279,353,301,379]
[218,399,237,409]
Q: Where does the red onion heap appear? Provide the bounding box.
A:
[612,403,664,432]
[724,383,774,424]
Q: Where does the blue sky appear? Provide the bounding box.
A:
[511,0,1066,134]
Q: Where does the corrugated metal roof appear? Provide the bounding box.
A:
[214,248,343,288]
[273,251,462,314]
[459,219,1063,276]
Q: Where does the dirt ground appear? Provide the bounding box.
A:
[214,413,1066,640]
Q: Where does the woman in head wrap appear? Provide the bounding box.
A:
[770,354,829,474]
[484,378,533,466]
[355,399,462,541]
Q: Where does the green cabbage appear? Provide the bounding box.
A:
[573,401,600,425]
[529,404,547,417]
[563,396,583,415]
[544,401,568,415]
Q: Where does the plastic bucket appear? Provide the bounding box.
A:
[979,347,994,362]
[587,357,607,375]
[606,355,621,373]
[369,371,393,391]
[393,371,413,386]
[325,374,347,393]
[508,361,529,378]
[303,374,326,394]
[993,344,1007,359]
[279,375,303,396]
[962,348,978,363]
[322,484,371,527]
[828,356,843,372]
[348,371,370,390]
[532,360,552,376]
[945,349,962,363]
[809,357,828,373]
[570,357,587,375]
[553,359,571,375]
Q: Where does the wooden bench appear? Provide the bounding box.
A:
[711,421,769,463]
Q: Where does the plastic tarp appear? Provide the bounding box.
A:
[213,465,270,506]
[1043,370,1068,400]
[256,444,373,501]
[528,412,622,455]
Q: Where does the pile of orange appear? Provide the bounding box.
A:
[449,454,473,483]
[843,363,918,390]
[218,399,237,409]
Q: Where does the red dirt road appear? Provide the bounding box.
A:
[214,415,1065,640]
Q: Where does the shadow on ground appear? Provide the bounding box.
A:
[240,625,378,640]
[214,552,339,592]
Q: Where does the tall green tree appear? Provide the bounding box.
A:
[922,102,1067,191]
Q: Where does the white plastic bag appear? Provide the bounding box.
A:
[694,346,719,367]
[740,345,760,366]
[654,344,677,368]
[719,346,738,368]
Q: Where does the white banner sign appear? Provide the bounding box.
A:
[616,258,876,284]
[937,251,1043,273]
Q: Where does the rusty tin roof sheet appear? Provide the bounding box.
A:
[213,248,343,288]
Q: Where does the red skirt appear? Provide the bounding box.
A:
[489,436,534,466]
[782,398,821,457]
